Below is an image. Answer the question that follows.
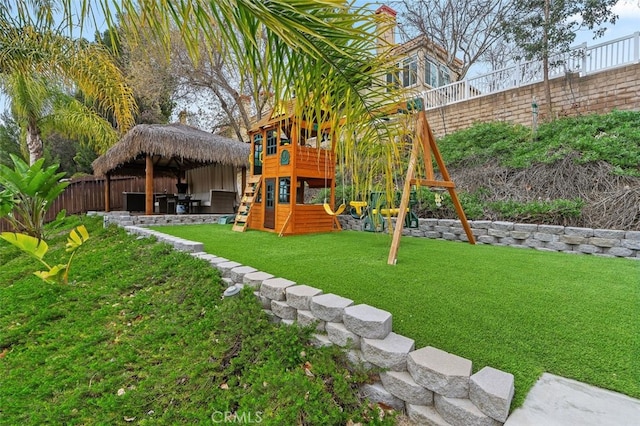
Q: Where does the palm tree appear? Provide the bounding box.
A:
[0,4,136,164]
[4,0,408,194]
[4,72,123,165]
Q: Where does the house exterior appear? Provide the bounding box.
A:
[375,5,461,95]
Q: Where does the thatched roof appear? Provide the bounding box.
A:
[92,123,250,177]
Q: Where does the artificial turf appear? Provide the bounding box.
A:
[151,223,640,408]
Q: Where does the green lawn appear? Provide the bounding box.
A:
[151,224,640,408]
[0,217,391,425]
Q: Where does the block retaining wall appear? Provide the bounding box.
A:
[97,211,638,423]
[100,211,518,425]
[339,216,640,259]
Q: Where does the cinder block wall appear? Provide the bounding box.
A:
[427,63,640,137]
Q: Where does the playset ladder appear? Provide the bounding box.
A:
[388,110,475,265]
[232,175,262,232]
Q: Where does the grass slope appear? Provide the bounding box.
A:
[438,110,640,175]
[152,224,640,408]
[0,217,392,425]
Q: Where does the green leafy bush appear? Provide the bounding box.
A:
[489,198,585,223]
[438,110,640,175]
[0,154,69,238]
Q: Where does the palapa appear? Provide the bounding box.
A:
[92,123,249,177]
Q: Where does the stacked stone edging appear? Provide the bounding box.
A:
[338,216,640,259]
[116,221,516,425]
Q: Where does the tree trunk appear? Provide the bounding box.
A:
[26,120,43,165]
[543,0,553,119]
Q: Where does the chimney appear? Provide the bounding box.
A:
[375,5,397,54]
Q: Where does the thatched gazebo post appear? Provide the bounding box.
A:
[104,173,111,212]
[145,154,154,215]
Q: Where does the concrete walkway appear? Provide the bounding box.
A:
[505,373,640,426]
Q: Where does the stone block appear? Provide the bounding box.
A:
[509,231,530,240]
[470,367,514,422]
[360,332,415,372]
[208,257,230,265]
[565,226,594,237]
[406,404,449,426]
[254,292,272,309]
[434,394,501,426]
[326,322,360,348]
[260,277,296,301]
[296,310,325,332]
[594,229,625,239]
[487,229,508,238]
[559,235,587,245]
[492,221,514,231]
[310,294,353,322]
[281,319,295,326]
[407,346,472,398]
[499,237,517,246]
[588,237,619,248]
[471,221,492,229]
[533,232,558,242]
[286,285,323,310]
[228,265,257,283]
[215,261,243,277]
[442,232,458,241]
[606,247,634,257]
[243,271,275,289]
[625,231,640,241]
[263,309,280,324]
[477,235,497,244]
[343,304,392,339]
[426,231,442,239]
[439,219,456,226]
[538,224,564,234]
[360,382,405,411]
[271,300,296,320]
[546,241,570,251]
[345,349,373,371]
[380,371,433,405]
[621,239,640,250]
[471,228,488,237]
[524,239,544,248]
[310,333,332,347]
[513,223,538,232]
[576,244,601,254]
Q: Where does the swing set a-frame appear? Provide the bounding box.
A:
[384,99,476,265]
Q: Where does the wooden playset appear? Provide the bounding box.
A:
[232,98,475,264]
[232,101,341,235]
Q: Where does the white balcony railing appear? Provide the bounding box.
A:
[423,32,640,109]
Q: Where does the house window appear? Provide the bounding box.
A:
[278,177,291,203]
[266,129,277,155]
[425,60,438,88]
[439,65,451,86]
[402,55,418,87]
[386,69,399,92]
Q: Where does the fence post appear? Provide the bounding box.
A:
[634,32,640,63]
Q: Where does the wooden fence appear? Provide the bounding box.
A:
[0,175,177,233]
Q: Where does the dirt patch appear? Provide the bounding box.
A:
[422,157,640,230]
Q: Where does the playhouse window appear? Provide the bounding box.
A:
[279,177,291,203]
[266,129,277,155]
